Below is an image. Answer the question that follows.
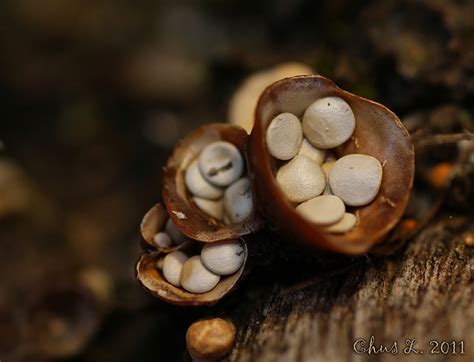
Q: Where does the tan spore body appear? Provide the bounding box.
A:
[186,318,236,361]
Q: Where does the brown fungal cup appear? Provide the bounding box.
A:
[140,202,190,253]
[136,203,248,306]
[162,123,262,242]
[248,75,415,254]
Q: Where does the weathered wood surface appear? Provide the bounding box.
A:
[224,216,473,362]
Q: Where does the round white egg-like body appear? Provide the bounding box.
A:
[296,195,345,226]
[193,197,224,220]
[223,177,253,223]
[153,232,172,248]
[185,159,224,200]
[165,218,189,245]
[198,141,244,187]
[180,256,221,294]
[329,154,383,206]
[302,96,355,149]
[325,212,357,233]
[201,240,245,275]
[162,251,188,287]
[276,155,326,203]
[297,138,325,165]
[266,112,303,160]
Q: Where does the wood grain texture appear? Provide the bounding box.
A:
[226,216,473,362]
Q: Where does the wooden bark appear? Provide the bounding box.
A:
[224,216,473,362]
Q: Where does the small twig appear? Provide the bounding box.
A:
[457,138,474,164]
[397,132,472,242]
[413,132,474,148]
[408,191,447,238]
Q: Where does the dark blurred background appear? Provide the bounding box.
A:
[0,0,472,361]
